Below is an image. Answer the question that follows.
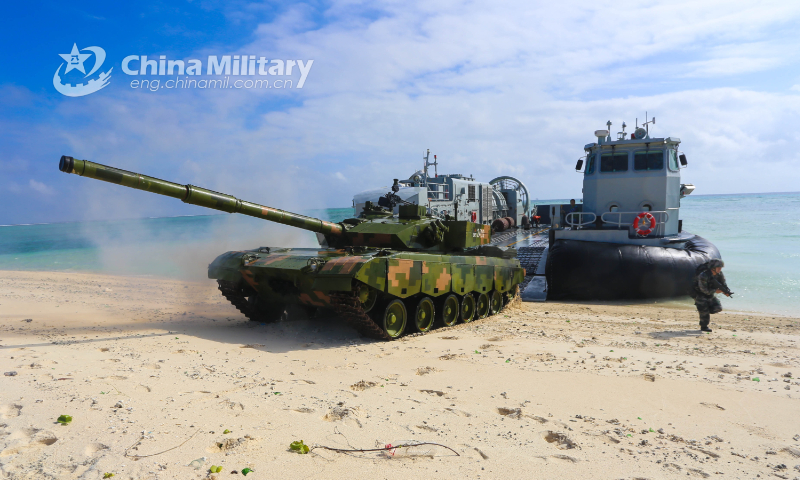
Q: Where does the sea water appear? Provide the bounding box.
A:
[676,192,799,317]
[1,197,797,316]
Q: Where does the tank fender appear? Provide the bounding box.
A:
[207,251,248,283]
[311,255,376,292]
[353,257,387,292]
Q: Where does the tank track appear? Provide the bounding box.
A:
[219,280,519,341]
[329,289,392,341]
[217,279,276,324]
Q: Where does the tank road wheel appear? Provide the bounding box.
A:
[489,290,503,316]
[357,284,379,313]
[412,297,436,333]
[381,299,408,339]
[460,295,476,323]
[475,292,490,319]
[439,294,460,327]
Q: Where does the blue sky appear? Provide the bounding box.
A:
[2,1,800,225]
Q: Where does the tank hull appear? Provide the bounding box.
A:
[545,235,721,300]
[208,247,525,338]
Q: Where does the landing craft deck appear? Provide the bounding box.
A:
[489,226,550,301]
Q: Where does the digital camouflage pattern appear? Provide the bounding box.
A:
[59,156,524,339]
[207,248,524,309]
[693,267,726,328]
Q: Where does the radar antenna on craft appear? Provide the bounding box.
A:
[635,112,655,139]
[422,149,438,186]
[617,121,627,141]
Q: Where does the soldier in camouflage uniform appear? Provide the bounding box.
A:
[693,259,730,333]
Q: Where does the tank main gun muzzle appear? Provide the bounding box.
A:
[58,156,344,236]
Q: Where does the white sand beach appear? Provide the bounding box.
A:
[1,270,799,479]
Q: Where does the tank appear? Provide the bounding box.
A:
[58,156,525,340]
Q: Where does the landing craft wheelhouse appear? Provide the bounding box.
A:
[552,117,695,247]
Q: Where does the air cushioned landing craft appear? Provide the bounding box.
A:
[513,117,723,302]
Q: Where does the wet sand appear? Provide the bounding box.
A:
[1,270,799,479]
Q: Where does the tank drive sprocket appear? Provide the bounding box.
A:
[217,279,282,324]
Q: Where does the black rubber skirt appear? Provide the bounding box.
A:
[545,235,721,300]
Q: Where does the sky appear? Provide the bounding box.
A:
[2,0,800,225]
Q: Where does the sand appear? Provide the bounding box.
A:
[1,269,799,480]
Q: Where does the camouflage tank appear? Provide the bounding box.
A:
[58,156,525,340]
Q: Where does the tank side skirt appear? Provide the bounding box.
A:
[420,262,452,297]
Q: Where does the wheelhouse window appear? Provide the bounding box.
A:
[600,152,628,172]
[634,150,664,171]
[668,150,679,171]
[585,153,595,174]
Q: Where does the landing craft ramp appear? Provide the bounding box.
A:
[490,227,550,301]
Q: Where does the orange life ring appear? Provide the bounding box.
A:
[633,212,656,236]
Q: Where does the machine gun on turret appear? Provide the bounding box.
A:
[377,179,414,211]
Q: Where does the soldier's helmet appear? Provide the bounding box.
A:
[708,259,724,269]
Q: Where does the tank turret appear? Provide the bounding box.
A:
[59,156,491,252]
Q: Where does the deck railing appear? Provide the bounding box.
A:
[565,212,597,228]
[427,184,450,200]
[600,210,669,236]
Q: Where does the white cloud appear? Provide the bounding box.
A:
[4,0,800,224]
[29,179,55,195]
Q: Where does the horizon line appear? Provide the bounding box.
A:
[1,191,798,227]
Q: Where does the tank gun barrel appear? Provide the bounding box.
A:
[58,156,343,236]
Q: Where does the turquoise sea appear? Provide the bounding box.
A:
[1,195,798,316]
